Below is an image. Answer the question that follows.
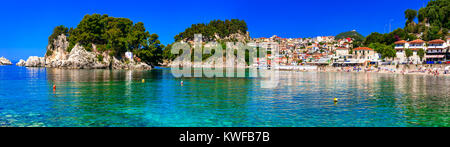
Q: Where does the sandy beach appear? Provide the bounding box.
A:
[312,64,450,77]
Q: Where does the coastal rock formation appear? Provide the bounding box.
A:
[16,59,26,66]
[0,57,12,65]
[111,56,152,70]
[223,31,251,43]
[59,44,108,69]
[25,56,46,67]
[45,34,69,66]
[166,30,251,67]
[42,35,152,70]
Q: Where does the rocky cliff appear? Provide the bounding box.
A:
[167,31,251,68]
[20,35,151,70]
[0,57,12,65]
[220,31,251,43]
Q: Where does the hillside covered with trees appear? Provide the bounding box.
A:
[363,0,449,60]
[335,30,365,48]
[335,30,365,41]
[48,14,164,66]
[174,19,248,42]
[163,19,250,62]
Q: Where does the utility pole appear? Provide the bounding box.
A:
[389,19,394,33]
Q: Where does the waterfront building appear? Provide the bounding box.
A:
[335,47,351,58]
[426,39,448,63]
[407,39,426,64]
[394,40,409,63]
[352,47,380,65]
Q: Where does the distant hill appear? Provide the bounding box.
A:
[335,30,365,41]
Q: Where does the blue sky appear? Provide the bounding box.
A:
[0,0,428,60]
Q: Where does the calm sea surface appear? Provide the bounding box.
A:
[0,65,448,127]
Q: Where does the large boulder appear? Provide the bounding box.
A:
[16,59,26,66]
[131,62,152,70]
[25,56,45,67]
[61,44,109,69]
[111,57,152,70]
[0,57,12,65]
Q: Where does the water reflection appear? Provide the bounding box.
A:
[0,66,448,127]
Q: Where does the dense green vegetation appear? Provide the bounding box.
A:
[406,0,449,40]
[335,30,365,41]
[48,14,164,66]
[363,28,416,61]
[417,48,425,61]
[335,30,365,48]
[174,19,248,42]
[368,43,396,60]
[404,9,418,26]
[361,0,449,61]
[364,28,417,46]
[163,19,249,61]
[48,25,69,49]
[405,49,413,61]
[418,0,449,30]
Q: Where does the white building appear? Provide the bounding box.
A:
[352,47,380,64]
[125,51,133,61]
[426,39,448,62]
[335,47,350,57]
[394,39,425,64]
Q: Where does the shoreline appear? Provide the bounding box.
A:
[163,64,450,77]
[5,64,450,77]
[313,65,450,77]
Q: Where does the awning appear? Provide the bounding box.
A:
[426,55,445,58]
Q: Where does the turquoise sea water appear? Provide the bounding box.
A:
[0,65,448,127]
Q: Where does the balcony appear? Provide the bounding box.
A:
[427,45,445,49]
[427,49,446,53]
[409,45,425,50]
[394,45,404,49]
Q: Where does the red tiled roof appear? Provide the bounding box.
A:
[409,39,425,44]
[354,47,373,51]
[428,39,445,44]
[336,47,349,50]
[394,40,408,44]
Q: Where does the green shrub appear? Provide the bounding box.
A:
[97,55,103,62]
[46,50,53,57]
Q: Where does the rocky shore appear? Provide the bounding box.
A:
[16,35,152,70]
[0,57,12,65]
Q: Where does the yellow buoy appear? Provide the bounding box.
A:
[142,79,145,83]
[334,98,338,102]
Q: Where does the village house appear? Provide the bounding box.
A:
[352,47,380,65]
[448,38,450,61]
[335,47,351,59]
[394,40,409,63]
[426,39,448,63]
[407,39,426,64]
